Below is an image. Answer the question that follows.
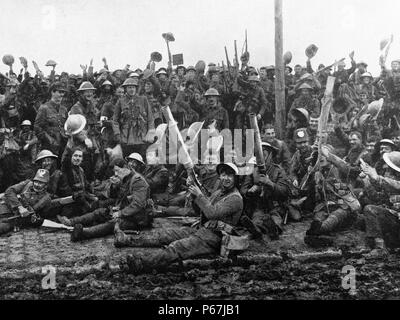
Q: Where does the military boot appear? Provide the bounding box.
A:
[71,224,84,242]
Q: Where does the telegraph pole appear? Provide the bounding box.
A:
[274,0,286,139]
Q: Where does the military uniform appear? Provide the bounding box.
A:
[34,100,68,155]
[68,170,152,241]
[0,179,51,235]
[119,186,243,274]
[241,164,291,238]
[113,94,154,158]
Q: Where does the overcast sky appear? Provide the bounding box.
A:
[0,0,399,76]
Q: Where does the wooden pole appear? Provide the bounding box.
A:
[274,0,286,139]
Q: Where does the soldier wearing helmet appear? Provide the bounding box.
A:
[355,72,378,104]
[0,169,52,235]
[113,77,154,158]
[361,151,400,258]
[117,163,244,274]
[197,88,229,131]
[290,83,321,118]
[34,82,69,155]
[16,119,38,181]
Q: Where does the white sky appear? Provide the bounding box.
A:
[1,0,400,76]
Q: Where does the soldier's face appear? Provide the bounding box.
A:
[359,66,366,73]
[187,70,196,80]
[128,159,141,172]
[263,129,275,143]
[296,141,309,153]
[301,89,311,96]
[51,89,65,104]
[7,85,17,95]
[380,145,393,157]
[33,180,47,192]
[82,90,95,101]
[206,96,218,109]
[103,85,111,92]
[211,74,219,82]
[392,62,400,71]
[349,134,362,148]
[362,77,371,85]
[220,170,235,190]
[259,70,267,78]
[310,119,319,131]
[144,82,153,93]
[41,157,55,170]
[177,69,185,76]
[158,74,167,81]
[116,87,124,97]
[71,150,83,166]
[294,66,302,75]
[366,142,376,153]
[126,85,137,96]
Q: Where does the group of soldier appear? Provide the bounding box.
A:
[0,48,400,274]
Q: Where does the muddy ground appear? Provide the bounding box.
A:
[1,218,399,300]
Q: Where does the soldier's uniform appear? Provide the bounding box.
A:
[34,100,68,155]
[117,163,244,274]
[113,91,154,158]
[0,170,52,235]
[241,162,291,239]
[363,152,400,251]
[68,169,153,241]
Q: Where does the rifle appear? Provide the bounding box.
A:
[234,40,239,75]
[314,58,345,76]
[248,113,267,175]
[300,76,336,191]
[161,106,209,197]
[224,46,234,84]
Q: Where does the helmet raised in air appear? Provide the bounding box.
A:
[64,114,87,136]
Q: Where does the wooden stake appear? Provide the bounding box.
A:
[274,0,286,139]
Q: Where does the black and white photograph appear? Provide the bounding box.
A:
[1,0,400,305]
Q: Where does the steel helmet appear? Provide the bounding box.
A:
[156,70,167,76]
[297,83,313,91]
[379,139,396,149]
[248,75,260,82]
[367,99,384,118]
[45,60,57,67]
[305,44,319,59]
[2,54,14,66]
[216,162,239,175]
[383,151,400,173]
[21,120,32,126]
[98,68,109,74]
[33,169,50,184]
[122,78,139,87]
[261,142,279,154]
[64,114,87,136]
[266,65,275,70]
[283,51,293,65]
[360,72,373,79]
[77,81,96,91]
[35,150,58,163]
[102,80,112,86]
[357,61,368,68]
[291,108,310,123]
[186,66,196,72]
[359,114,371,127]
[195,60,206,73]
[126,153,144,164]
[128,72,140,78]
[204,88,220,97]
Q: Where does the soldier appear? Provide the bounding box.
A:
[59,157,153,241]
[349,61,368,85]
[34,82,69,156]
[286,108,310,153]
[15,120,38,181]
[374,139,397,175]
[361,151,400,257]
[355,72,378,104]
[262,123,291,174]
[191,88,229,131]
[240,143,292,239]
[290,83,321,117]
[174,81,200,128]
[304,145,361,246]
[117,163,244,274]
[289,128,313,189]
[0,169,52,235]
[333,52,356,86]
[156,68,170,95]
[113,78,154,158]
